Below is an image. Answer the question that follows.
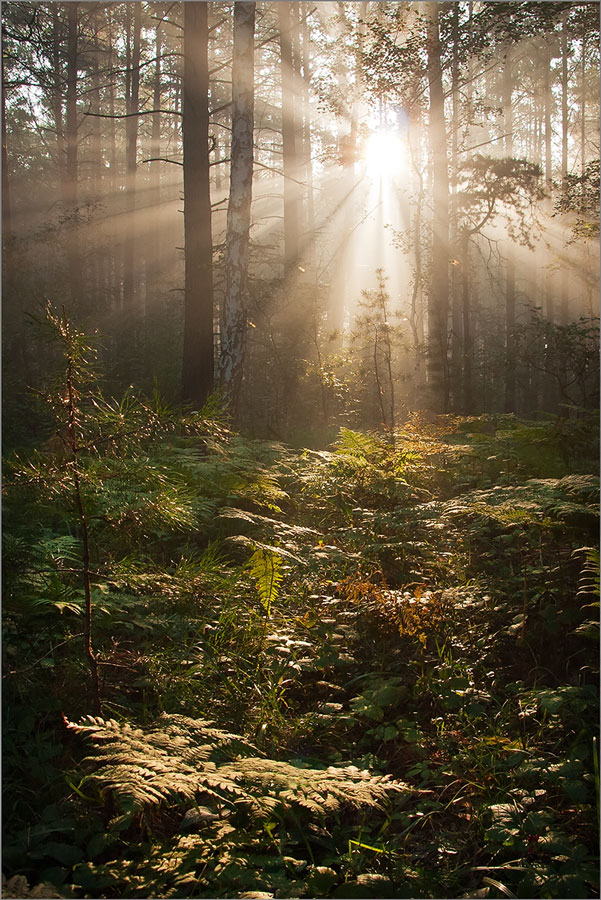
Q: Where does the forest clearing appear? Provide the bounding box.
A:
[2,1,599,898]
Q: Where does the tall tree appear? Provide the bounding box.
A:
[1,41,12,245]
[278,1,300,270]
[503,47,517,413]
[219,1,256,415]
[181,1,214,406]
[559,11,569,324]
[123,2,141,307]
[300,0,315,267]
[426,1,450,412]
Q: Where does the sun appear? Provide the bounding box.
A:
[364,129,406,180]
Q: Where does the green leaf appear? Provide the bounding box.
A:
[561,780,589,803]
[43,841,84,867]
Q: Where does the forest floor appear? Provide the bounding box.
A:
[3,412,600,899]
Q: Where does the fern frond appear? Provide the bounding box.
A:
[249,548,283,617]
[66,714,407,824]
[574,546,600,598]
[335,428,382,459]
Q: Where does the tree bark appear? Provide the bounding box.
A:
[51,7,66,200]
[461,231,472,414]
[581,29,586,177]
[219,1,256,416]
[300,0,315,269]
[181,1,214,406]
[543,39,553,190]
[426,1,450,412]
[123,2,141,307]
[1,47,12,245]
[146,18,163,317]
[65,2,81,304]
[89,6,102,200]
[503,48,516,413]
[278,2,300,270]
[560,12,569,324]
[450,2,462,410]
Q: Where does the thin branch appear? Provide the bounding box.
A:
[84,108,182,120]
[138,156,183,166]
[3,633,84,678]
[140,156,183,166]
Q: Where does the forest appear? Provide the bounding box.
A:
[1,1,600,898]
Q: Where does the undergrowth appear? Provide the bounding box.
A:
[2,312,599,899]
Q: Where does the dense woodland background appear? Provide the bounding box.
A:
[2,0,599,438]
[2,2,600,899]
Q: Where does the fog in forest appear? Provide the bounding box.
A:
[3,6,601,898]
[3,1,599,442]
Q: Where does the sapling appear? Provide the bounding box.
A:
[10,304,209,713]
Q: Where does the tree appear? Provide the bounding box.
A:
[454,154,543,412]
[503,46,517,413]
[278,1,300,270]
[123,2,141,308]
[426,1,450,413]
[65,2,81,304]
[181,1,214,407]
[219,1,256,416]
[351,268,399,435]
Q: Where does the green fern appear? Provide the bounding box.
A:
[571,546,600,641]
[249,548,283,617]
[66,714,406,824]
[335,428,382,459]
[574,547,600,598]
[439,476,599,529]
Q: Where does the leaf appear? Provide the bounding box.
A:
[249,548,283,617]
[42,841,84,867]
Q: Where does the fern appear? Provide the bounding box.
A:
[66,714,406,823]
[1,875,62,899]
[575,546,601,598]
[439,475,599,528]
[335,428,383,459]
[249,548,283,617]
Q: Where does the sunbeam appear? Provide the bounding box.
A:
[364,128,407,181]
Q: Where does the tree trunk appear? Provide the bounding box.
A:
[123,2,141,308]
[300,0,315,270]
[426,1,450,412]
[89,6,102,200]
[219,1,256,416]
[543,40,554,333]
[181,1,214,406]
[105,6,120,306]
[461,232,472,414]
[581,30,586,177]
[278,2,300,270]
[146,19,163,316]
[503,48,516,413]
[449,2,461,410]
[51,6,66,203]
[543,39,553,190]
[560,12,569,324]
[1,48,12,245]
[65,2,81,304]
